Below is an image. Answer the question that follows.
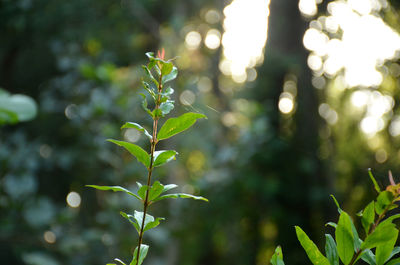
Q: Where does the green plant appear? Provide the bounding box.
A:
[87,50,208,265]
[271,169,400,265]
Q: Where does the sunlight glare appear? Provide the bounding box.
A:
[299,0,318,17]
[222,0,270,83]
[205,29,221,50]
[278,95,294,114]
[303,0,400,87]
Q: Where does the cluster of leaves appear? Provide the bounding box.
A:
[270,170,400,265]
[87,51,207,265]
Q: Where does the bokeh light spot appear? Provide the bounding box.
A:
[124,128,140,143]
[185,31,202,50]
[66,191,81,208]
[278,97,294,114]
[375,148,387,163]
[179,90,196,105]
[205,29,221,50]
[43,231,56,244]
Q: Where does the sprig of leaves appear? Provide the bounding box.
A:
[272,170,400,265]
[87,51,207,265]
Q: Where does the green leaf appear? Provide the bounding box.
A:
[383,213,400,224]
[140,93,154,117]
[162,66,178,84]
[158,112,207,141]
[121,122,152,140]
[144,216,164,232]
[335,211,354,265]
[270,246,285,265]
[107,139,150,168]
[362,201,375,234]
[330,195,343,214]
[325,234,339,265]
[386,257,400,265]
[153,193,208,202]
[387,247,400,262]
[137,185,148,200]
[295,226,330,265]
[375,229,398,265]
[153,150,178,167]
[127,211,164,233]
[350,218,361,252]
[161,87,174,96]
[159,100,174,116]
[368,169,381,193]
[161,62,173,76]
[86,185,141,201]
[148,181,165,201]
[0,89,37,124]
[120,211,140,233]
[361,250,376,265]
[362,222,397,250]
[162,183,178,193]
[145,52,154,59]
[130,244,149,265]
[142,65,159,87]
[142,81,157,101]
[114,258,127,265]
[326,222,337,229]
[375,191,394,215]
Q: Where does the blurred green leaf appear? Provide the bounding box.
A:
[148,181,164,201]
[162,66,178,84]
[120,211,140,233]
[362,222,397,250]
[295,226,330,265]
[386,257,400,265]
[86,185,141,201]
[362,201,375,234]
[0,88,37,125]
[335,211,354,265]
[114,258,127,265]
[330,195,343,214]
[107,139,150,168]
[158,112,207,140]
[375,229,398,265]
[140,93,154,118]
[159,100,174,116]
[361,249,376,265]
[142,81,157,101]
[130,244,149,265]
[375,191,394,215]
[153,193,208,202]
[142,65,159,88]
[153,150,178,167]
[325,234,339,265]
[368,169,381,193]
[121,122,152,140]
[270,246,285,265]
[161,62,173,76]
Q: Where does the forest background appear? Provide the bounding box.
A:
[2,0,400,264]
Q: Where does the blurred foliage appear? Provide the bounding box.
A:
[0,88,37,125]
[1,0,400,265]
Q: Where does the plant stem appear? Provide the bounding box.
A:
[135,72,163,265]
